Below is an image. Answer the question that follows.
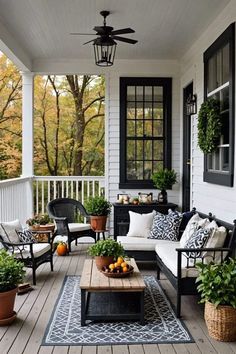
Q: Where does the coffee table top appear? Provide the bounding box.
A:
[80,258,146,291]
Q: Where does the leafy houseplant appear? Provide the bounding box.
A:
[85,196,112,231]
[197,98,221,154]
[196,258,236,341]
[26,213,53,227]
[88,238,125,270]
[151,168,177,203]
[0,249,25,325]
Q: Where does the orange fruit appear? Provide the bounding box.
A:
[109,263,115,270]
[122,266,128,272]
[121,262,127,268]
[117,257,124,264]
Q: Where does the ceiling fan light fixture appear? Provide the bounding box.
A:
[94,41,117,66]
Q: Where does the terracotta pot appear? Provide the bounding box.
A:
[29,224,55,232]
[0,287,17,324]
[90,216,107,231]
[95,256,115,270]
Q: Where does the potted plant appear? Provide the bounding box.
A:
[196,258,236,341]
[151,168,177,203]
[88,238,125,270]
[85,196,112,231]
[26,213,54,241]
[0,249,25,325]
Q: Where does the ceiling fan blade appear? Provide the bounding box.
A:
[83,39,95,45]
[70,33,95,35]
[112,36,138,44]
[111,28,135,35]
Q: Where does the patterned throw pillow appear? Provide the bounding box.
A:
[148,212,183,241]
[184,227,211,258]
[17,229,35,243]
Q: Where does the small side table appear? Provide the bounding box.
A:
[95,229,108,242]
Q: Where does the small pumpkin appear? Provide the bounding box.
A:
[57,242,68,256]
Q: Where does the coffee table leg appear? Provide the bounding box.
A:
[81,289,86,326]
[140,291,145,325]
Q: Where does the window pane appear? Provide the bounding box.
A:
[136,102,143,119]
[144,161,152,179]
[127,120,135,137]
[136,161,144,180]
[207,154,213,170]
[127,86,135,101]
[136,86,143,101]
[144,101,152,119]
[222,43,229,84]
[214,150,220,170]
[153,140,163,160]
[136,120,143,136]
[145,86,152,101]
[216,50,222,87]
[144,120,152,137]
[153,102,163,119]
[127,161,136,179]
[208,55,217,93]
[221,86,229,111]
[153,121,163,137]
[222,147,229,171]
[222,111,229,144]
[144,140,152,160]
[136,140,143,160]
[127,102,135,119]
[153,86,163,101]
[127,140,135,160]
[153,161,163,173]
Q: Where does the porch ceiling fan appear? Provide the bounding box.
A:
[70,10,138,66]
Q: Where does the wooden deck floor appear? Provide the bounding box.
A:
[1,243,236,354]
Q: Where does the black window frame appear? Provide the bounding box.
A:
[119,77,172,189]
[203,23,235,187]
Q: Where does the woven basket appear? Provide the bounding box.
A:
[204,301,236,341]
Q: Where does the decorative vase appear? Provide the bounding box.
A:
[90,216,107,231]
[0,287,17,326]
[95,256,114,270]
[158,189,167,204]
[204,301,236,341]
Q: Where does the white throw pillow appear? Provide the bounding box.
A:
[203,221,227,263]
[127,211,156,238]
[1,219,22,243]
[180,213,210,247]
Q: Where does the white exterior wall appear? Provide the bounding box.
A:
[180,0,236,223]
[106,60,180,233]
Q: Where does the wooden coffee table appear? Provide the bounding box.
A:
[80,258,146,326]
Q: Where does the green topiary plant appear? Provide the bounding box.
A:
[151,168,177,190]
[26,213,53,226]
[0,249,25,292]
[88,238,125,258]
[197,98,221,154]
[85,196,112,216]
[196,258,236,308]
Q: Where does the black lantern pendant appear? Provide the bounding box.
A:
[186,94,197,115]
[93,37,117,67]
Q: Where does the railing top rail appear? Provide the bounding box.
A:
[33,176,105,181]
[0,176,33,187]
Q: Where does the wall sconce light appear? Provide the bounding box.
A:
[186,94,197,115]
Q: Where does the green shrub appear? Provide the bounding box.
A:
[196,258,236,308]
[0,249,25,292]
[85,196,112,216]
[88,238,125,258]
[151,168,177,190]
[26,213,53,226]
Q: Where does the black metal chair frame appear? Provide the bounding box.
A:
[156,210,236,318]
[0,230,54,285]
[47,198,96,252]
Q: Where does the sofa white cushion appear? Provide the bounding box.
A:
[1,219,23,243]
[155,241,199,278]
[117,236,158,251]
[180,213,210,247]
[13,243,51,259]
[127,211,155,238]
[68,223,91,232]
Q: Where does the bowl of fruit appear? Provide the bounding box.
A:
[101,257,134,278]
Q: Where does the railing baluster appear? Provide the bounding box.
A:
[36,180,39,214]
[41,180,44,214]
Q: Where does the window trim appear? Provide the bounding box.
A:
[203,23,235,187]
[119,77,172,189]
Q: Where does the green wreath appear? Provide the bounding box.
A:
[197,98,221,154]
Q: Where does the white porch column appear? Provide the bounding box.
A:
[22,72,34,177]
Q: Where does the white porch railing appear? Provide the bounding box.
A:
[0,177,33,224]
[33,176,105,215]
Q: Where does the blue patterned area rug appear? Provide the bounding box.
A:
[42,275,194,346]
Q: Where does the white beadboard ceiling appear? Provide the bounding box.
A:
[0,0,231,69]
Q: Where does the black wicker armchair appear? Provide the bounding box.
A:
[47,198,96,252]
